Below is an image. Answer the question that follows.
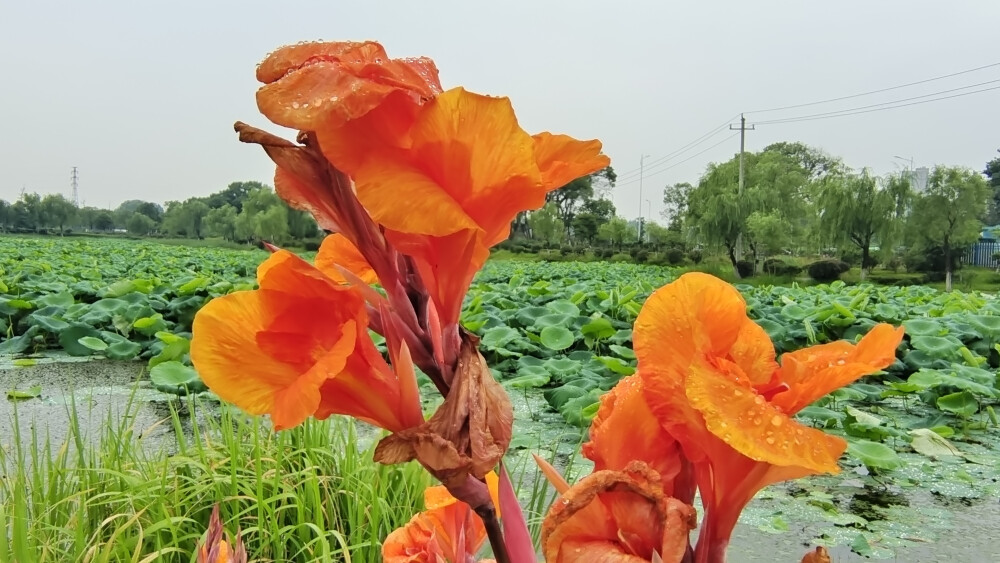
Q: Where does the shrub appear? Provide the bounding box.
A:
[610,253,633,263]
[762,258,802,276]
[688,249,703,264]
[665,248,685,265]
[302,240,322,252]
[904,245,963,274]
[736,260,754,278]
[632,249,650,263]
[808,259,849,282]
[559,245,574,256]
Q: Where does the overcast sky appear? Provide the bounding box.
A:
[3,1,997,221]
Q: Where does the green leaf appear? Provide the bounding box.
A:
[936,391,979,417]
[608,344,636,360]
[177,277,209,295]
[581,317,615,340]
[77,336,108,351]
[133,314,167,336]
[505,373,550,389]
[6,385,42,400]
[847,440,904,470]
[0,326,41,355]
[58,324,103,356]
[149,361,201,387]
[106,339,142,360]
[546,299,580,317]
[540,326,575,351]
[909,428,962,458]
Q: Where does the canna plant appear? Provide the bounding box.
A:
[190,40,903,562]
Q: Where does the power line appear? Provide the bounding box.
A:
[753,84,1000,125]
[747,61,1000,114]
[617,132,739,187]
[615,114,740,180]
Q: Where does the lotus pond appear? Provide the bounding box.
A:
[2,235,999,560]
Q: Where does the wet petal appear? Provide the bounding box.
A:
[685,359,846,474]
[256,41,441,132]
[634,273,748,383]
[582,375,686,496]
[730,318,778,385]
[772,324,904,413]
[541,463,696,563]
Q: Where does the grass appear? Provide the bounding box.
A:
[0,388,575,562]
[0,392,429,563]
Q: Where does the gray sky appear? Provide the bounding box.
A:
[3,1,997,222]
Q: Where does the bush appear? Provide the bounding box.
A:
[688,249,703,264]
[665,247,685,265]
[302,240,322,252]
[559,245,574,256]
[632,249,650,264]
[808,259,850,282]
[610,253,633,262]
[904,245,963,274]
[736,260,754,278]
[762,258,802,276]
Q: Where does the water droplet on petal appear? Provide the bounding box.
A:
[753,417,762,425]
[733,389,743,397]
[754,395,765,405]
[765,436,776,445]
[291,101,301,109]
[771,415,783,427]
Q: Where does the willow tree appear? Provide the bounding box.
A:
[910,166,990,291]
[686,149,809,277]
[817,170,910,280]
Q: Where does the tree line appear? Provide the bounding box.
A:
[0,181,320,246]
[510,142,999,292]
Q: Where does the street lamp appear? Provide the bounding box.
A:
[639,154,651,240]
[893,155,914,171]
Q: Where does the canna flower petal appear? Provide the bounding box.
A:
[197,505,247,563]
[256,40,441,133]
[191,250,420,432]
[581,375,692,502]
[771,324,904,414]
[383,483,492,563]
[541,462,696,563]
[353,87,609,247]
[315,233,378,285]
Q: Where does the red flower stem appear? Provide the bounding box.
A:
[475,505,511,563]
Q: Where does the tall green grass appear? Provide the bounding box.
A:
[1,390,577,562]
[0,392,429,562]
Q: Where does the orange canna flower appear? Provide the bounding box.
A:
[197,505,247,563]
[800,546,831,563]
[341,87,610,325]
[628,272,904,562]
[191,249,422,432]
[383,479,500,563]
[541,461,696,563]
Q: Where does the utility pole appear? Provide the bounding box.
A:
[70,166,79,207]
[730,114,754,263]
[638,154,650,241]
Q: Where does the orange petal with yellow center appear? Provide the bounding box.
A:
[730,318,779,386]
[315,233,378,285]
[685,358,846,474]
[634,273,748,385]
[533,131,611,191]
[382,484,487,562]
[772,324,904,414]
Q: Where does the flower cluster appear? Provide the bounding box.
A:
[190,40,608,561]
[192,39,903,563]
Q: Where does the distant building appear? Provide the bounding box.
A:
[904,167,929,194]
